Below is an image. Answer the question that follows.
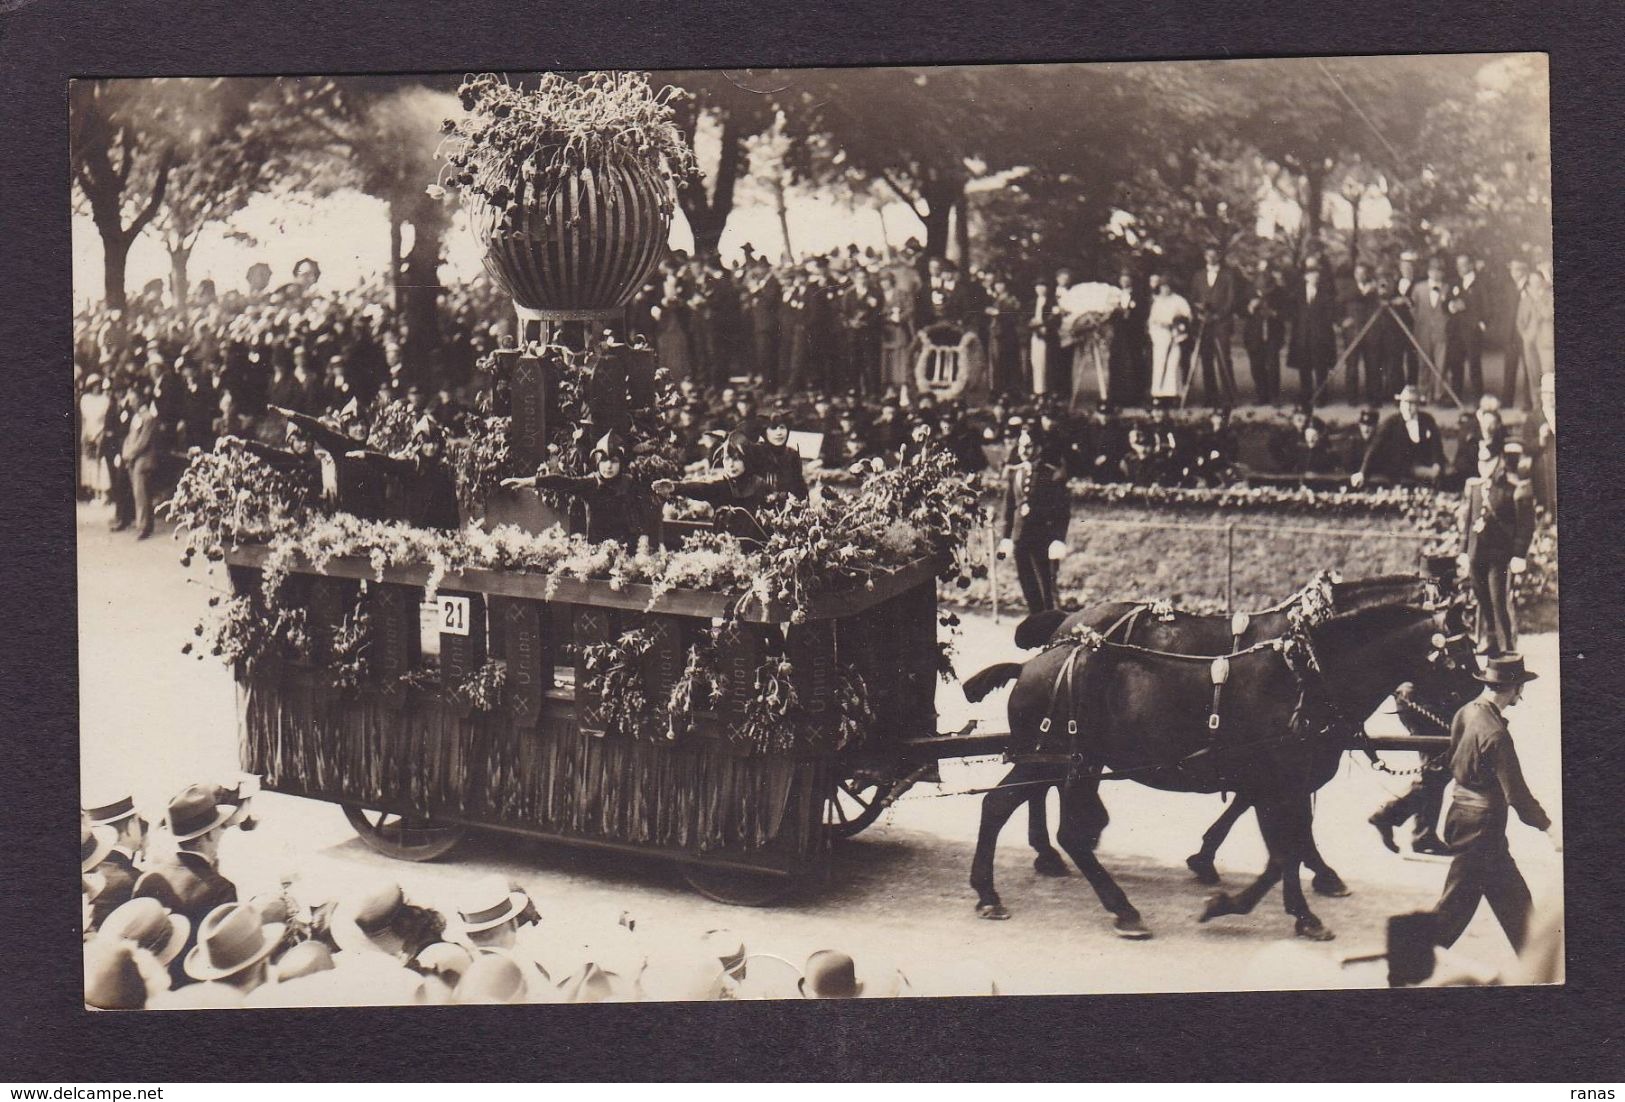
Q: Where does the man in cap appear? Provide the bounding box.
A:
[502,430,650,549]
[83,791,148,929]
[133,784,240,949]
[799,949,864,999]
[997,427,1070,614]
[1430,654,1556,953]
[1340,408,1383,473]
[1351,386,1446,488]
[1458,439,1535,656]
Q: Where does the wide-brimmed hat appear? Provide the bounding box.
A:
[83,791,139,829]
[457,877,529,934]
[98,898,190,967]
[84,942,156,1011]
[1394,385,1423,403]
[81,820,115,874]
[330,882,406,955]
[162,784,235,843]
[799,949,864,999]
[1476,653,1539,687]
[184,903,285,981]
[453,952,528,1004]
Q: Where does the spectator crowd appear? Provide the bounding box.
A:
[81,779,949,1008]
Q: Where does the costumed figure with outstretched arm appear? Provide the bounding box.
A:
[500,430,650,550]
[266,402,388,520]
[652,431,772,539]
[342,416,461,530]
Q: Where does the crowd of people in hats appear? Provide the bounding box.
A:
[75,239,1559,540]
[81,780,963,1009]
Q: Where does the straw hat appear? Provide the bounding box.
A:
[456,876,529,935]
[80,820,115,874]
[453,953,528,1005]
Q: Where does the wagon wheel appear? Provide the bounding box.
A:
[827,778,902,839]
[682,865,798,907]
[341,804,467,862]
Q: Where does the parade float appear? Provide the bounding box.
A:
[164,73,985,903]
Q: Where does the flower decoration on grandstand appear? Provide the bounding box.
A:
[431,72,699,221]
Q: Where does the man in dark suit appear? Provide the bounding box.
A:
[134,785,241,959]
[1390,251,1424,389]
[1499,257,1533,408]
[1351,385,1447,487]
[1458,440,1536,656]
[744,258,782,389]
[1241,263,1286,406]
[85,793,148,931]
[1192,245,1241,407]
[1431,654,1555,954]
[1411,257,1454,403]
[1286,264,1339,408]
[1446,252,1488,402]
[998,428,1071,613]
[1340,263,1386,405]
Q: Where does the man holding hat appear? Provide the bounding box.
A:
[1458,439,1535,656]
[133,784,239,947]
[1430,653,1555,953]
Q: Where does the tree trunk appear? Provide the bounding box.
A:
[952,191,972,269]
[919,174,963,260]
[398,192,447,372]
[679,112,747,258]
[389,213,403,312]
[1348,199,1361,271]
[168,244,192,310]
[1303,168,1327,253]
[101,232,130,314]
[774,185,794,262]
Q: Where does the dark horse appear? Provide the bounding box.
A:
[962,602,1479,940]
[1005,573,1447,893]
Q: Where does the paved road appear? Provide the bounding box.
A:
[77,503,1564,998]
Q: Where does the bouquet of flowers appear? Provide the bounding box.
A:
[1058,282,1132,346]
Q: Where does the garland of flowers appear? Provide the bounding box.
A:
[666,643,727,742]
[326,601,371,693]
[1037,478,1462,521]
[182,593,310,675]
[160,442,307,568]
[578,629,659,740]
[430,72,700,223]
[445,659,508,712]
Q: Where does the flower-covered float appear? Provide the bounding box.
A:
[163,73,982,902]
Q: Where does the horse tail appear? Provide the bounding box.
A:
[963,662,1025,703]
[1013,609,1070,650]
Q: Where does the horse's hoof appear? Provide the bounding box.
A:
[1312,876,1353,898]
[976,902,1011,921]
[1295,917,1336,942]
[1034,851,1070,877]
[1186,854,1221,885]
[1113,913,1153,940]
[1199,892,1240,923]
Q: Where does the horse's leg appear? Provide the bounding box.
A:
[970,765,1046,919]
[1199,799,1284,924]
[1027,786,1070,876]
[1186,795,1249,885]
[1278,793,1335,940]
[1305,817,1353,898]
[1054,778,1150,939]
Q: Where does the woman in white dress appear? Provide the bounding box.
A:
[1147,278,1193,403]
[1028,281,1053,397]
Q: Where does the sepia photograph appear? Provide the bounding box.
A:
[70,54,1562,1012]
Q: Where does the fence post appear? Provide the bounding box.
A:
[987,522,1001,624]
[1225,522,1236,615]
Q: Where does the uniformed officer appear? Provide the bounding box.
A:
[997,427,1070,613]
[1458,439,1535,656]
[501,430,650,550]
[1431,653,1556,953]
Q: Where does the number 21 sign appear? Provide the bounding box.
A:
[439,595,471,637]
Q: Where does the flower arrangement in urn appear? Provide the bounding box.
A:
[429,72,701,314]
